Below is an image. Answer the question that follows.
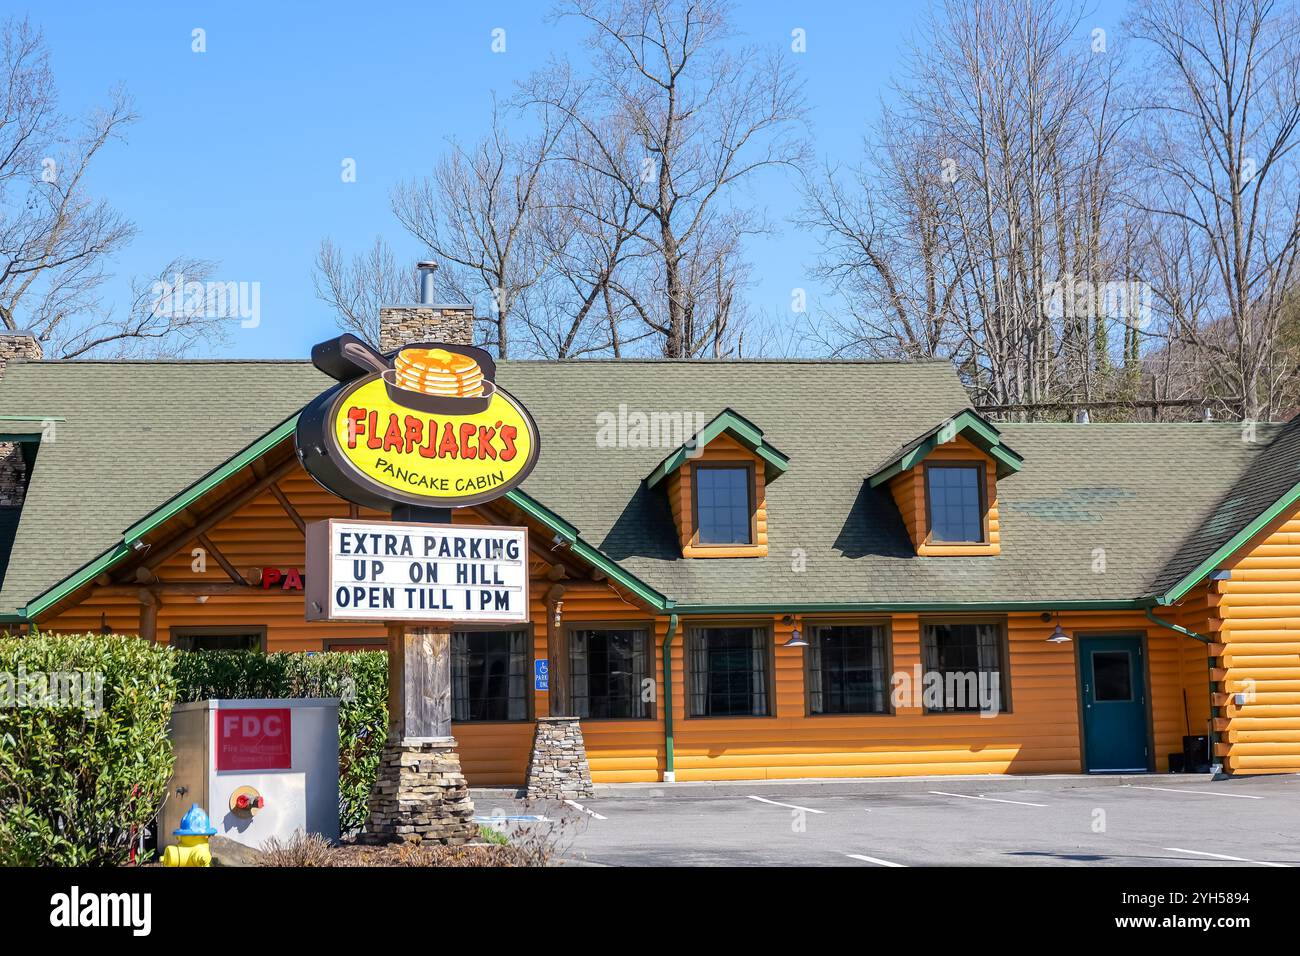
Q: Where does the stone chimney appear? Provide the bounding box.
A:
[0,331,42,381]
[378,262,475,351]
[0,332,42,507]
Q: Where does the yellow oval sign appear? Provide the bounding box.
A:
[318,375,538,508]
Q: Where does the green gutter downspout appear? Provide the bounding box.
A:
[662,612,679,782]
[1145,608,1220,774]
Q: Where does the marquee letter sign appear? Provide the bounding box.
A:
[305,519,529,623]
[295,334,540,511]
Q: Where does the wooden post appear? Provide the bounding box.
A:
[546,582,567,717]
[388,622,452,740]
[137,589,158,643]
[385,505,455,741]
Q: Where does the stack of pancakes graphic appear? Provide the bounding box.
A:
[392,347,485,398]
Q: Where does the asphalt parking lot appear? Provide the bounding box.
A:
[471,773,1300,867]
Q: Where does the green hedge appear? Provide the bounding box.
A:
[0,633,178,866]
[175,650,388,832]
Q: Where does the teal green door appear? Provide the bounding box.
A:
[1079,636,1149,772]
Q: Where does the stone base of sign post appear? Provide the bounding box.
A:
[525,716,594,800]
[357,735,477,845]
[357,622,478,845]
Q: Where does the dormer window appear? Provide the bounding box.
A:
[644,408,789,559]
[694,464,754,545]
[868,409,1023,557]
[925,463,986,544]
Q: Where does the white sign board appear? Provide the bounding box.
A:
[305,519,529,623]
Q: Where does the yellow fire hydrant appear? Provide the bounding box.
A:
[162,803,218,867]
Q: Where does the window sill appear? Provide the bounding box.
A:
[918,542,999,556]
[683,712,775,720]
[682,544,768,558]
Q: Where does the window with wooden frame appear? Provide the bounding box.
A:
[686,624,772,717]
[568,625,653,719]
[924,462,987,544]
[692,463,756,547]
[451,627,531,722]
[807,622,890,715]
[920,620,1009,713]
[170,626,266,652]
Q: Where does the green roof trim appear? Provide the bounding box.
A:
[672,599,1153,615]
[122,415,300,542]
[503,488,670,610]
[868,409,1024,487]
[645,408,790,489]
[1158,477,1300,605]
[20,417,301,621]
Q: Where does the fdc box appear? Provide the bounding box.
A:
[163,698,340,850]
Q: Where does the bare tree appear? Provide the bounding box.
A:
[313,237,415,343]
[0,18,226,358]
[517,116,654,357]
[801,0,1141,415]
[523,0,808,357]
[1128,0,1300,420]
[390,102,564,358]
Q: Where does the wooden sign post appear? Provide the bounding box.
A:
[297,331,540,846]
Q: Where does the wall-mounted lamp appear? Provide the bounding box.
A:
[1045,611,1071,644]
[781,614,808,648]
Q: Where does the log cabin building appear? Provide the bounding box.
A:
[1,305,1299,786]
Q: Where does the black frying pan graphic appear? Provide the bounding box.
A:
[320,335,498,414]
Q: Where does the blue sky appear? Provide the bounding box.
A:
[23,0,1125,358]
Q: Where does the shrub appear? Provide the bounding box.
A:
[0,632,178,866]
[174,650,388,832]
[259,829,334,867]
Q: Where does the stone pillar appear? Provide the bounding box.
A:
[525,716,594,801]
[358,738,476,845]
[359,623,477,845]
[0,332,42,508]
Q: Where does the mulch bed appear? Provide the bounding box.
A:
[299,841,535,867]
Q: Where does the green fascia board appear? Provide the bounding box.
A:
[671,599,1152,615]
[122,415,300,541]
[0,433,43,443]
[0,415,65,422]
[22,415,301,619]
[21,542,134,620]
[21,412,669,619]
[645,408,790,488]
[868,409,1024,488]
[504,488,669,610]
[1157,477,1300,606]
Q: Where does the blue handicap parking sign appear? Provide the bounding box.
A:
[535,658,549,690]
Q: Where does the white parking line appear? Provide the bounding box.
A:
[748,795,826,814]
[930,790,1048,807]
[1128,785,1262,800]
[1165,847,1288,867]
[846,853,907,867]
[564,799,607,820]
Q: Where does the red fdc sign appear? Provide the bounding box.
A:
[215,707,292,771]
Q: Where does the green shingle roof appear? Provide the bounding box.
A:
[0,357,1290,616]
[1148,414,1300,602]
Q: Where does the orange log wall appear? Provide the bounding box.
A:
[1212,501,1300,773]
[40,463,1217,784]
